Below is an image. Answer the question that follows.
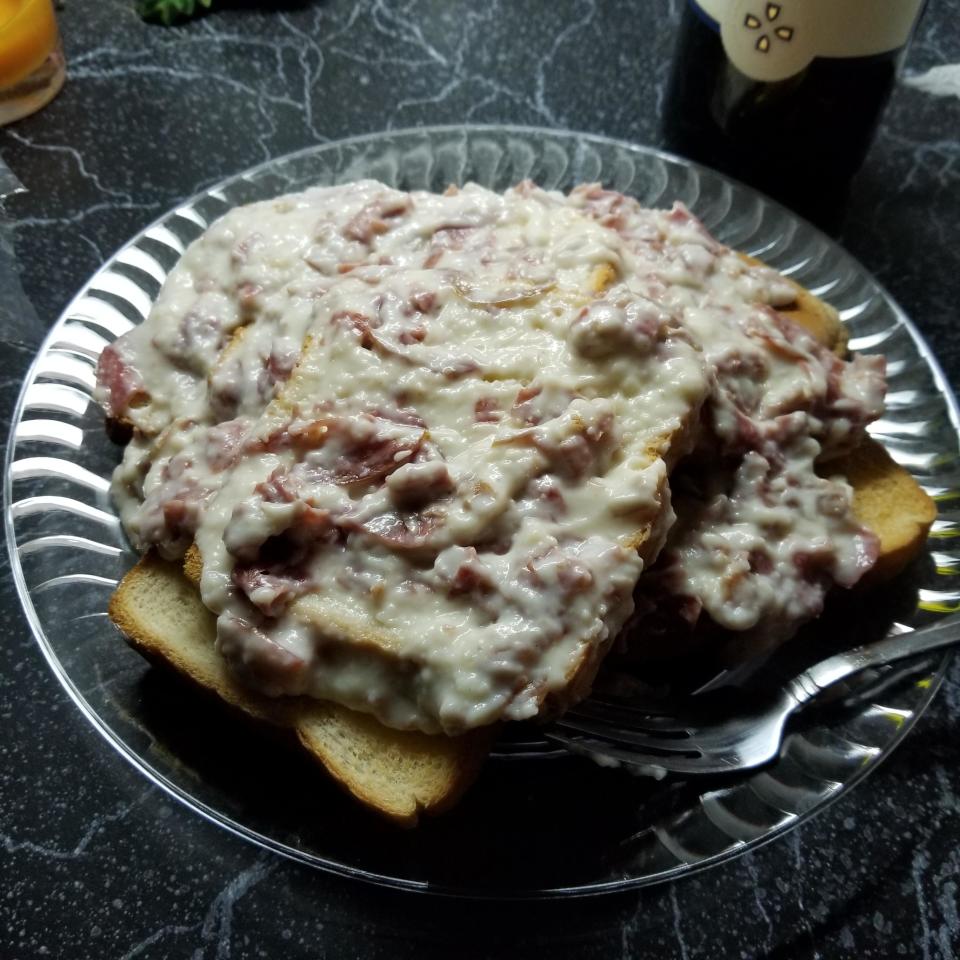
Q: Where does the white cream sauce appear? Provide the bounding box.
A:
[96,181,884,733]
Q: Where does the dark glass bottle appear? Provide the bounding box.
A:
[663,0,926,225]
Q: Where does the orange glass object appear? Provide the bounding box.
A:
[0,0,65,125]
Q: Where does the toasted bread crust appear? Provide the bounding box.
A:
[110,553,491,825]
[781,281,848,357]
[739,252,849,357]
[826,437,937,584]
[772,258,935,581]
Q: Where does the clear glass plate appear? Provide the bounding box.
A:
[6,125,959,897]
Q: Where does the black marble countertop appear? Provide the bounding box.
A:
[2,2,959,957]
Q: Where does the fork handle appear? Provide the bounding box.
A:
[789,612,960,705]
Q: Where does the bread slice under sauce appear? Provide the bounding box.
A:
[104,238,703,822]
[110,551,492,826]
[765,256,936,579]
[828,437,937,585]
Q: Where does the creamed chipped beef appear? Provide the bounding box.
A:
[96,180,884,734]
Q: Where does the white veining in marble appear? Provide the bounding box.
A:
[906,63,960,99]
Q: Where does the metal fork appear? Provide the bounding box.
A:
[548,614,960,776]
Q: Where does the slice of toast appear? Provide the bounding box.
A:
[109,552,492,826]
[770,257,936,578]
[608,258,935,672]
[739,252,849,357]
[826,437,937,584]
[191,271,706,733]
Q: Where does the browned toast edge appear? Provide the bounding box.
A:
[109,553,493,826]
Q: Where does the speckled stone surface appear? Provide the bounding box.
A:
[2,1,959,957]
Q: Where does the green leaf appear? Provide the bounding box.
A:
[137,0,215,26]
